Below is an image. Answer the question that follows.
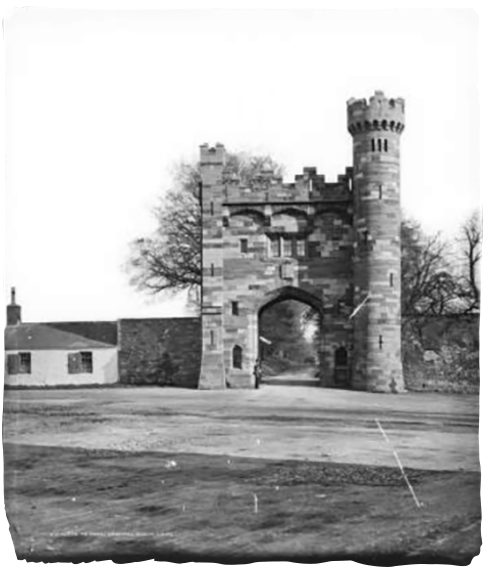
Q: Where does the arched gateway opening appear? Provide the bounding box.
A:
[258,287,323,387]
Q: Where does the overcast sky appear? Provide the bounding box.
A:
[5,9,479,322]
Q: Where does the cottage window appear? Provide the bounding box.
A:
[19,353,31,374]
[7,354,18,374]
[68,351,93,374]
[231,301,239,316]
[7,352,31,375]
[80,352,93,373]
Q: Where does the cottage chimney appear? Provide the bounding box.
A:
[7,287,21,326]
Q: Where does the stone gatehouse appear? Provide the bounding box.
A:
[199,91,406,393]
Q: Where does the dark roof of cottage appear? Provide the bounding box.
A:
[5,323,117,351]
[45,321,118,345]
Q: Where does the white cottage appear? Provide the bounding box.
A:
[4,289,118,387]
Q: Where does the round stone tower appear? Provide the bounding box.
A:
[347,90,405,392]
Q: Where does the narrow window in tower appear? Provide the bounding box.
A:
[335,346,348,367]
[271,237,280,257]
[371,139,375,152]
[231,301,239,316]
[210,202,214,216]
[384,139,388,152]
[296,239,306,257]
[363,231,369,245]
[390,273,394,287]
[377,139,382,152]
[240,238,248,253]
[379,335,383,350]
[210,264,214,277]
[232,345,243,369]
[283,238,292,257]
[379,185,383,199]
[210,330,215,347]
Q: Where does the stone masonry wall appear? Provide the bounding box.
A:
[118,318,201,387]
[217,167,356,389]
[198,144,226,390]
[402,315,479,393]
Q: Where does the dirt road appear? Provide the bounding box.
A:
[3,386,479,472]
[263,366,319,386]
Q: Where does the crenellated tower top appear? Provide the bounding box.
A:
[200,143,226,165]
[347,90,405,136]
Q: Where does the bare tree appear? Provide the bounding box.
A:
[127,152,283,304]
[128,185,202,296]
[401,219,458,319]
[456,210,482,314]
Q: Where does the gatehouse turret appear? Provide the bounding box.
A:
[347,91,405,392]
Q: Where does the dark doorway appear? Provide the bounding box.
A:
[334,346,350,387]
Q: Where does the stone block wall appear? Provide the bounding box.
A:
[402,315,479,393]
[198,144,226,390]
[118,318,201,387]
[218,166,356,389]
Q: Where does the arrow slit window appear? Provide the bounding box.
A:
[232,345,243,369]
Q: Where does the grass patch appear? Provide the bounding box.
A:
[3,443,480,564]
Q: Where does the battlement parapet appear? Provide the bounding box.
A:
[224,180,352,203]
[225,182,309,204]
[347,91,405,136]
[200,143,226,165]
[224,168,351,204]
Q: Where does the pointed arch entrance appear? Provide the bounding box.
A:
[259,286,324,316]
[258,287,324,387]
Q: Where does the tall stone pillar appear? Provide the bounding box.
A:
[348,91,405,392]
[198,144,226,389]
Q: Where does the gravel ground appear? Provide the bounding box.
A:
[3,385,480,471]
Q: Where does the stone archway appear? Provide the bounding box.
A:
[257,286,324,387]
[258,286,324,316]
